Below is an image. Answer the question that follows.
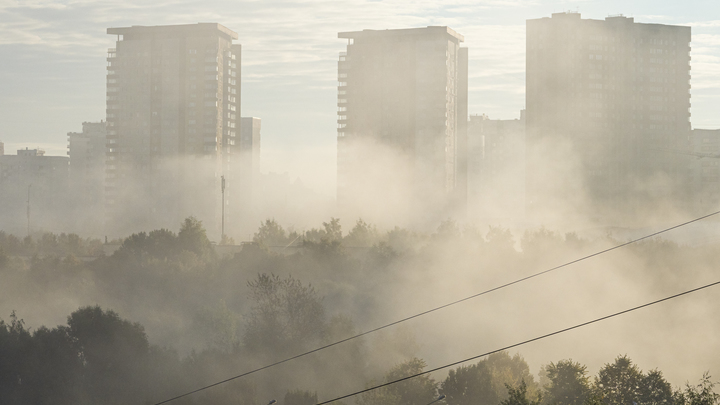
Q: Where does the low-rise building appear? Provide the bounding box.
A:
[0,148,70,234]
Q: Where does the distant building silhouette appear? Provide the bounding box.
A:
[105,23,241,238]
[689,128,720,213]
[68,121,107,235]
[467,111,526,224]
[0,148,69,234]
[238,117,261,230]
[336,26,468,226]
[526,13,692,225]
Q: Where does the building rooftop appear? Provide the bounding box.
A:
[531,12,689,29]
[339,26,464,42]
[107,23,238,40]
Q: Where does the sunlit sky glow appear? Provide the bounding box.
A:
[1,0,718,195]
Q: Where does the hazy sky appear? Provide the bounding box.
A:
[1,0,718,196]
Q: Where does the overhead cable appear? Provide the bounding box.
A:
[316,279,720,405]
[152,209,720,405]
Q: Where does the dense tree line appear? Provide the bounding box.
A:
[2,305,718,405]
[2,217,720,404]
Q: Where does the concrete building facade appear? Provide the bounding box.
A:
[467,111,526,224]
[105,23,241,238]
[526,12,692,225]
[336,26,468,226]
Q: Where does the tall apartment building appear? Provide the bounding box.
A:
[105,23,241,238]
[526,13,692,225]
[336,27,468,226]
[467,111,526,224]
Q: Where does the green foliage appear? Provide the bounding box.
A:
[357,382,402,405]
[677,373,720,405]
[359,358,437,405]
[323,217,343,241]
[386,226,423,253]
[441,362,497,405]
[285,389,318,405]
[67,306,150,403]
[178,216,214,258]
[595,355,644,405]
[0,230,102,257]
[540,360,591,405]
[344,219,379,247]
[243,273,326,356]
[385,358,438,405]
[0,312,33,404]
[484,226,516,253]
[432,219,462,242]
[441,351,538,405]
[639,369,675,405]
[192,300,239,352]
[487,351,540,401]
[501,380,542,405]
[304,217,343,243]
[0,307,161,405]
[0,247,7,269]
[253,219,289,246]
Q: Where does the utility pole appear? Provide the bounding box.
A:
[221,175,225,244]
[26,184,31,238]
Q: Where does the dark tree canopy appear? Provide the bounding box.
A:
[541,360,591,405]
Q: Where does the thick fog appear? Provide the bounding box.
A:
[2,4,720,405]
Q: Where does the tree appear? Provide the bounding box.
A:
[285,389,318,405]
[385,358,437,405]
[541,360,591,405]
[0,247,8,269]
[501,380,542,405]
[113,228,178,261]
[178,216,214,258]
[323,218,343,241]
[432,219,462,242]
[487,351,540,402]
[0,312,33,404]
[192,300,239,352]
[304,218,343,243]
[441,362,497,405]
[23,326,83,405]
[595,355,644,405]
[67,306,151,404]
[359,358,436,405]
[677,373,720,405]
[242,274,326,357]
[254,219,289,246]
[639,369,675,405]
[484,226,517,256]
[344,219,379,247]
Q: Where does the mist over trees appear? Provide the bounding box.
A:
[2,217,720,405]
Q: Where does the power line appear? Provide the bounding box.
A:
[316,279,720,405]
[151,209,720,405]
